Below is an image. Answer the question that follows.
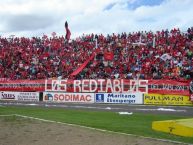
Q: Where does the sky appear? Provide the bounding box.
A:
[0,0,193,38]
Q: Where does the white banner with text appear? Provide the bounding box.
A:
[95,93,143,104]
[43,92,94,103]
[0,91,39,101]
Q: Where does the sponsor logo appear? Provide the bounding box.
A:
[43,93,94,102]
[44,94,53,101]
[54,94,91,102]
[1,92,15,99]
[144,94,193,105]
[107,93,135,98]
[95,94,104,102]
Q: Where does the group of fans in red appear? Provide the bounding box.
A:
[0,27,192,81]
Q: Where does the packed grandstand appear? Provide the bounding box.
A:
[0,27,192,81]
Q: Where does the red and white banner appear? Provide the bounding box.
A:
[43,92,94,103]
[0,79,45,92]
[147,80,190,96]
[0,79,191,97]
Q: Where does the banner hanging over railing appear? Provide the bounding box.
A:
[0,79,191,97]
[148,80,190,96]
[0,79,45,92]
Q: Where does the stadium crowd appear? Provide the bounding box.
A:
[0,27,193,80]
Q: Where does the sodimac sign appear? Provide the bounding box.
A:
[43,92,94,103]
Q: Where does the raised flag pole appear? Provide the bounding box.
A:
[153,36,156,48]
[139,34,141,43]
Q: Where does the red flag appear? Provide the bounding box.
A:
[70,53,95,76]
[104,51,114,61]
[65,21,71,40]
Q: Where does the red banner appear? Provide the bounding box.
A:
[70,53,95,76]
[147,80,190,96]
[45,79,190,96]
[0,79,45,92]
[0,79,191,96]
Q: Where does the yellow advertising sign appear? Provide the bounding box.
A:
[144,94,193,106]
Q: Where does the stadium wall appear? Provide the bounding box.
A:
[1,91,193,106]
[0,79,193,105]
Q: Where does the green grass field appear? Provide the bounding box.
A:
[0,106,193,144]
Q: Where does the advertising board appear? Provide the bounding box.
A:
[144,94,193,105]
[0,91,39,101]
[17,92,39,101]
[0,91,16,100]
[43,92,94,103]
[95,93,143,104]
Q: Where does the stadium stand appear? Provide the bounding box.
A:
[0,27,192,80]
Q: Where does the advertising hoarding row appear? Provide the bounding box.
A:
[42,92,143,104]
[0,91,192,106]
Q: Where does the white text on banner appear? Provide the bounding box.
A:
[95,93,143,104]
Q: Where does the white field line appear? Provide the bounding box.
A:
[8,114,190,145]
[135,108,186,112]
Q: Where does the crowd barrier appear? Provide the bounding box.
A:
[1,91,193,106]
